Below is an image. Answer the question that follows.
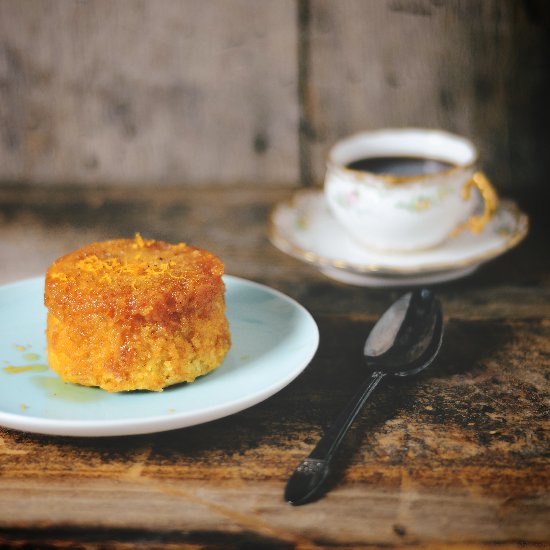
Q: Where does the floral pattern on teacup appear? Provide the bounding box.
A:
[395,185,453,213]
[329,182,383,215]
[334,188,361,209]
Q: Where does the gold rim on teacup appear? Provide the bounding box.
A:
[327,128,479,186]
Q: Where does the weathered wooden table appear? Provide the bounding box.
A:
[0,184,548,548]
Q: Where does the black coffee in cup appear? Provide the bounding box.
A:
[346,156,455,177]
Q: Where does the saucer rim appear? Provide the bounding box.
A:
[320,264,479,287]
[268,189,529,277]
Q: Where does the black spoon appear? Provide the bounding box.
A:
[284,288,444,506]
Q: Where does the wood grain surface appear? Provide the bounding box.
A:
[1,1,548,546]
[0,0,548,189]
[0,184,548,548]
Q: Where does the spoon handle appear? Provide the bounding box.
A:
[285,370,385,505]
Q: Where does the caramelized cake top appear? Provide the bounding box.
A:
[45,234,225,323]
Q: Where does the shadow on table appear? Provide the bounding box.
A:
[314,315,514,500]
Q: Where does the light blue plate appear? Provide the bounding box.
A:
[0,275,319,437]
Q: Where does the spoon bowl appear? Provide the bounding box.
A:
[364,288,442,375]
[393,304,443,377]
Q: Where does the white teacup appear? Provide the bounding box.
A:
[324,128,498,252]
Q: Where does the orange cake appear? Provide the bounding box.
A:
[44,235,231,392]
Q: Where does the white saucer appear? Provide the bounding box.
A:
[268,190,528,287]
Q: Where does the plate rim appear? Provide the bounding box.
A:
[0,274,319,437]
[268,189,529,276]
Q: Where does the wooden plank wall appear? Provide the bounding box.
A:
[0,0,548,190]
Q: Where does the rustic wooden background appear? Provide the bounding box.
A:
[0,0,548,190]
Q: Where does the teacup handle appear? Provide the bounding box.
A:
[452,171,498,236]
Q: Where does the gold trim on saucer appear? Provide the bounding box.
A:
[267,190,529,277]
